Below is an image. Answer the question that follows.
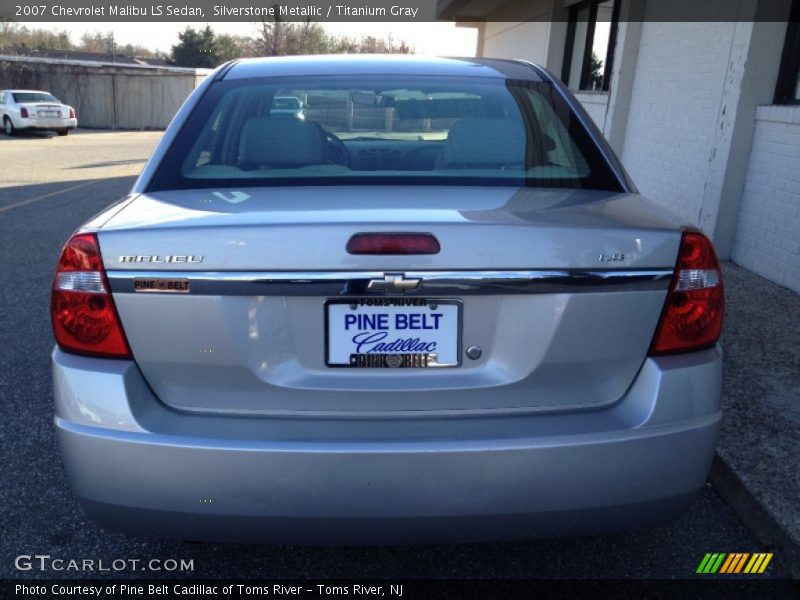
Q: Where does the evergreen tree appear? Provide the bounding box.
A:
[588,51,604,90]
[170,26,218,68]
[213,34,243,64]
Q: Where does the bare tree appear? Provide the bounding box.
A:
[255,6,284,57]
[79,32,107,53]
[251,19,413,57]
[0,24,73,51]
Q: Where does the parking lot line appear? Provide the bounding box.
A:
[0,180,98,214]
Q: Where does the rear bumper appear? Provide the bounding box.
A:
[17,117,76,130]
[53,346,722,543]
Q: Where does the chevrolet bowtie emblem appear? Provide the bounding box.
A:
[367,274,422,293]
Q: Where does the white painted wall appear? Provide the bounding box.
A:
[482,20,551,64]
[573,92,608,130]
[619,21,737,226]
[732,105,800,293]
[479,0,555,65]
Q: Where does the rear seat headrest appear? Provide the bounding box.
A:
[239,117,326,167]
[441,118,527,168]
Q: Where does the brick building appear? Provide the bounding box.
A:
[438,0,800,293]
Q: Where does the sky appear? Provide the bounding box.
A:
[31,21,479,57]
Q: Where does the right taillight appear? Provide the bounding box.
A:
[51,233,131,358]
[650,231,724,355]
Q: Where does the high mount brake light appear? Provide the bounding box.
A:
[51,233,131,358]
[347,233,441,255]
[650,231,724,355]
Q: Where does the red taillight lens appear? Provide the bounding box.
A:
[650,231,724,355]
[51,233,131,358]
[69,107,76,119]
[347,233,440,255]
[20,107,29,118]
[56,233,103,271]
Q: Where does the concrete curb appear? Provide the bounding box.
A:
[709,452,800,578]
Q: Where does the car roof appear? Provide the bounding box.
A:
[224,55,543,82]
[2,89,55,94]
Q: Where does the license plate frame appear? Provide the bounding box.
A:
[325,298,462,368]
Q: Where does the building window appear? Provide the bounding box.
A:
[775,0,800,104]
[562,0,620,92]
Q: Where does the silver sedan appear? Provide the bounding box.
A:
[51,56,724,544]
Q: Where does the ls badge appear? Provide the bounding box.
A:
[598,252,626,263]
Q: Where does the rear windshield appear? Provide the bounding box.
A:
[147,75,622,192]
[12,92,60,103]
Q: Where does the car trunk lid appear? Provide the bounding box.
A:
[99,186,680,415]
[22,103,66,117]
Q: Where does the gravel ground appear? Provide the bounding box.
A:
[716,262,800,573]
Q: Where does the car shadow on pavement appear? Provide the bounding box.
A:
[0,130,58,140]
[70,159,147,169]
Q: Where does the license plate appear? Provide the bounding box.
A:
[326,298,461,368]
[40,111,59,117]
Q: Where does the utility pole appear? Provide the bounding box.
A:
[108,32,118,129]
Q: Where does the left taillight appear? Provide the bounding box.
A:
[20,107,29,118]
[51,233,131,358]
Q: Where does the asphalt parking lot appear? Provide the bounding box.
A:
[0,130,791,583]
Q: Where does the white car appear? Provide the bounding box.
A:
[1,89,77,136]
[270,95,306,119]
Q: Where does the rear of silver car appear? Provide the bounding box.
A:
[51,56,723,543]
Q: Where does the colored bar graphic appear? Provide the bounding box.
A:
[719,554,736,574]
[696,553,713,574]
[698,552,773,575]
[733,553,750,573]
[697,553,727,574]
[758,554,773,573]
[711,553,726,573]
[744,554,759,573]
[751,554,766,573]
